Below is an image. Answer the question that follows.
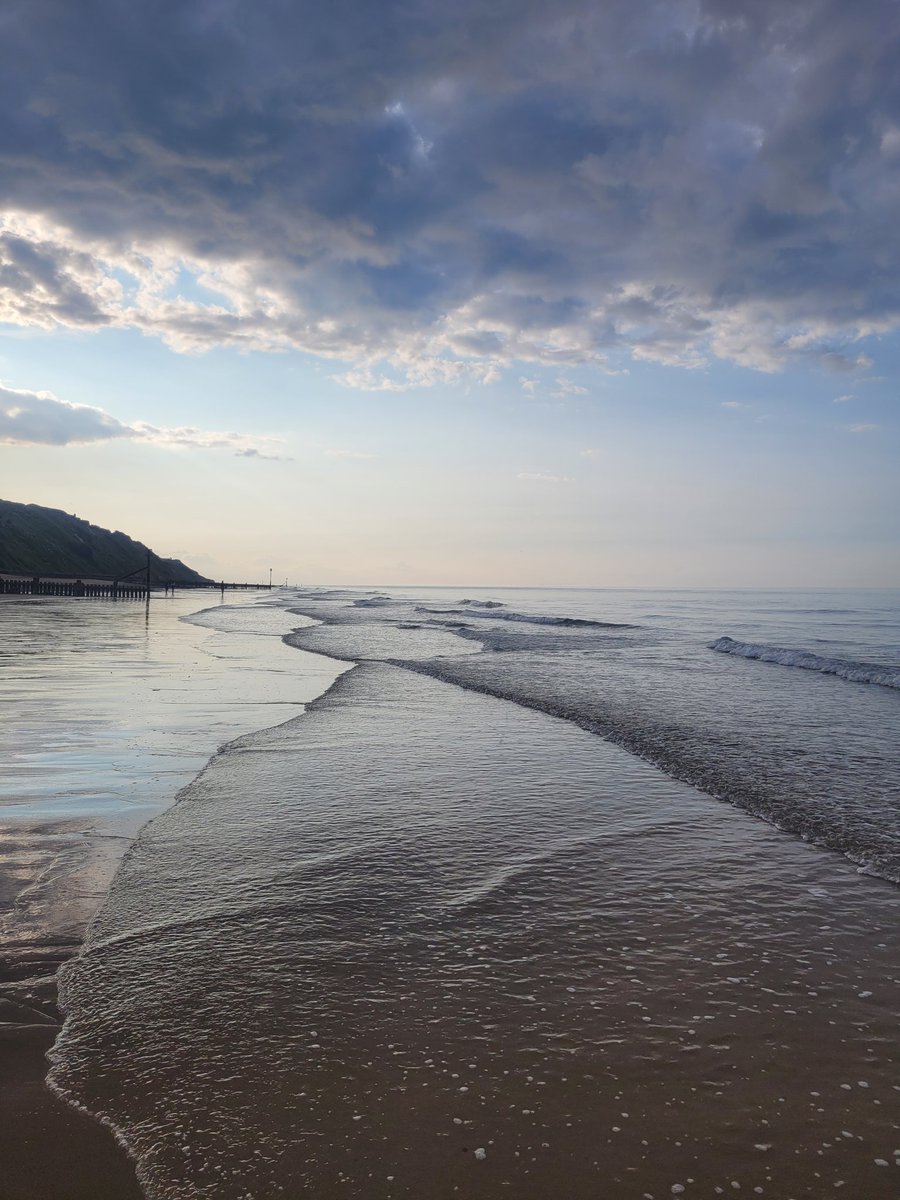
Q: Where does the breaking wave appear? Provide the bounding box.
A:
[415,606,634,629]
[709,637,900,690]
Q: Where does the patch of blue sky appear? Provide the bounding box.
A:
[107,267,141,309]
[165,266,236,311]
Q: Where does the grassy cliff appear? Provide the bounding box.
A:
[0,499,211,585]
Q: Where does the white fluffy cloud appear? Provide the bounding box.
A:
[0,383,286,456]
[0,1,897,386]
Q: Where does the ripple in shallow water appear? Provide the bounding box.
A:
[52,663,900,1199]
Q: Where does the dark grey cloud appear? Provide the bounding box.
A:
[0,0,898,378]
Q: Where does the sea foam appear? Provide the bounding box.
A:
[415,606,634,629]
[709,636,900,690]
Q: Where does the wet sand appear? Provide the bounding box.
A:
[0,975,142,1200]
[0,817,141,1197]
[0,594,341,1199]
[3,595,898,1197]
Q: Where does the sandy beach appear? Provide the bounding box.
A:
[2,589,898,1198]
[0,594,342,1199]
[0,969,142,1200]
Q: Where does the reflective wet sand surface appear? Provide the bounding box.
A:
[0,593,343,1199]
[1,594,339,974]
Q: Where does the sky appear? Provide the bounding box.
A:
[0,0,898,586]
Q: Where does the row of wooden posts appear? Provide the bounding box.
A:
[0,576,274,597]
[0,577,148,598]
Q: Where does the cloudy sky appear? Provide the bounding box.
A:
[1,0,898,585]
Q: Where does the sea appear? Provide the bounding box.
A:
[3,586,898,1198]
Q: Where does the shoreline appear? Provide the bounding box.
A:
[48,658,900,1198]
[0,957,144,1200]
[0,593,346,1198]
[4,588,898,1196]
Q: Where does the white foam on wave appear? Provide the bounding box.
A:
[709,637,900,690]
[415,606,633,629]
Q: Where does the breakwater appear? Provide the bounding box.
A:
[0,576,275,598]
[0,575,148,598]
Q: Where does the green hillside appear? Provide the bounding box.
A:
[0,499,211,585]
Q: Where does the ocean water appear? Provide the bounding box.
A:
[286,586,900,882]
[47,587,900,1198]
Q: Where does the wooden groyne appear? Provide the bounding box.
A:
[0,575,148,598]
[1,574,274,598]
[166,581,274,593]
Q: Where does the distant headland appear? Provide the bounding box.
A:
[0,499,211,587]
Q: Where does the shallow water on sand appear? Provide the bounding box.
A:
[0,593,342,989]
[51,647,899,1199]
[0,592,353,1200]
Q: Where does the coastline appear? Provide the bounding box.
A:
[0,593,345,1199]
[3,587,898,1197]
[49,657,900,1198]
[0,972,144,1199]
